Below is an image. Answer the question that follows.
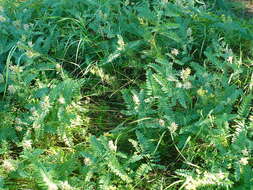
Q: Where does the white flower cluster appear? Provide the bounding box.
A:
[58,95,65,104]
[23,23,34,30]
[15,117,28,132]
[175,68,192,89]
[59,181,73,190]
[0,15,6,22]
[108,140,117,152]
[22,140,32,150]
[2,160,15,172]
[171,48,179,56]
[132,93,140,105]
[169,122,178,134]
[10,65,23,73]
[117,35,125,51]
[226,56,233,64]
[84,157,91,166]
[41,96,51,109]
[70,115,83,127]
[26,50,40,58]
[8,85,16,94]
[176,81,192,89]
[181,68,191,81]
[239,157,249,166]
[184,171,228,190]
[55,64,62,73]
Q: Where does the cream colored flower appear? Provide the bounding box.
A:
[216,172,226,179]
[31,109,39,118]
[187,28,192,36]
[23,24,29,30]
[132,94,140,105]
[2,160,15,172]
[70,115,83,127]
[58,96,65,104]
[249,115,253,122]
[60,181,72,190]
[227,56,233,64]
[26,50,39,58]
[125,0,130,6]
[159,119,165,127]
[169,122,178,134]
[84,157,91,165]
[176,82,183,88]
[22,140,32,149]
[185,176,197,190]
[171,48,179,56]
[242,149,249,156]
[0,15,6,22]
[107,52,120,63]
[10,65,23,73]
[197,88,207,96]
[33,123,41,129]
[15,117,23,125]
[117,35,125,51]
[181,68,191,81]
[108,140,117,152]
[8,85,16,94]
[183,81,192,89]
[239,157,248,165]
[15,126,23,132]
[48,183,58,190]
[41,96,50,109]
[55,64,61,72]
[62,133,72,147]
[28,41,33,47]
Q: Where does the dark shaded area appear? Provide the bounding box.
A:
[231,0,253,18]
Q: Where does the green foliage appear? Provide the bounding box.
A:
[0,0,253,189]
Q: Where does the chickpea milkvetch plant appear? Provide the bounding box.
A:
[0,0,253,189]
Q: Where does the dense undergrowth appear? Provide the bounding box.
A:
[0,0,253,189]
